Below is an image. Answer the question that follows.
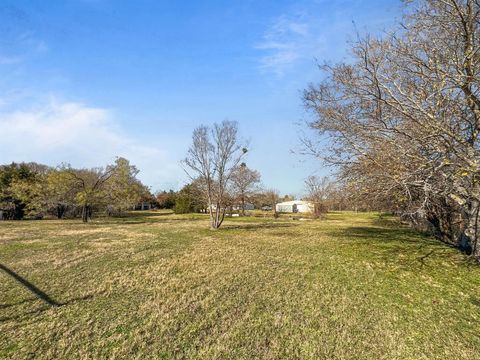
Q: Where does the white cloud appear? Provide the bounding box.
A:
[256,15,325,76]
[0,99,183,190]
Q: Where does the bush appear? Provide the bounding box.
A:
[174,195,193,214]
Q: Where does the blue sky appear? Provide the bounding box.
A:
[0,0,401,196]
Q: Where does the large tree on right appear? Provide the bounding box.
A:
[303,0,480,256]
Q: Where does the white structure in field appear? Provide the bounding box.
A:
[276,200,315,213]
[232,203,255,211]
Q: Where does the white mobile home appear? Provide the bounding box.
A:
[276,200,314,213]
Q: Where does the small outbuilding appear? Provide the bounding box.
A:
[275,200,314,213]
[134,201,154,210]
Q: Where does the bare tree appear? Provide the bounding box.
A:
[303,0,480,255]
[304,175,335,216]
[230,163,261,215]
[183,121,247,229]
[263,188,280,218]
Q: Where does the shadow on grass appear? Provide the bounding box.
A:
[0,264,61,307]
[94,216,207,226]
[333,225,475,268]
[109,211,173,219]
[128,210,173,217]
[0,264,96,323]
[0,292,93,312]
[0,306,52,323]
[0,297,37,310]
[221,222,296,231]
[339,226,434,245]
[471,297,480,307]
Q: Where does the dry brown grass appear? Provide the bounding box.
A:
[1,211,480,359]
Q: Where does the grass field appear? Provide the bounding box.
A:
[1,211,480,359]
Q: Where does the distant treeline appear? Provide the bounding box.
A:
[0,158,154,222]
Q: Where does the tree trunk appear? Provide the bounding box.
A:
[425,204,458,247]
[463,199,480,257]
[81,204,90,223]
[241,194,245,216]
[207,204,214,227]
[209,202,226,229]
[273,201,278,219]
[56,204,66,219]
[219,208,226,227]
[210,202,220,229]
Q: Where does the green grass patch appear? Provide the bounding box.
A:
[1,211,479,359]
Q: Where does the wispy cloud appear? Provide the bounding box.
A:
[0,55,23,65]
[255,15,325,76]
[16,31,49,56]
[0,30,49,68]
[0,98,181,190]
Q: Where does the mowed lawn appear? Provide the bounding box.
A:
[1,212,480,359]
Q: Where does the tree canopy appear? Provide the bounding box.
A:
[303,0,480,255]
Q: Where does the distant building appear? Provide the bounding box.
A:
[232,203,255,211]
[134,201,153,210]
[275,200,314,213]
